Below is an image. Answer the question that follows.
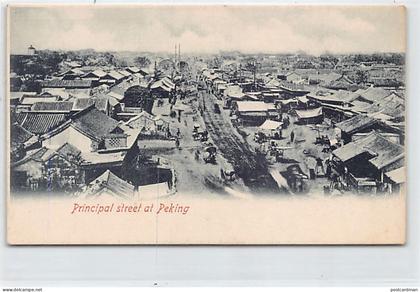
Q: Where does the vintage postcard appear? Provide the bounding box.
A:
[6,5,406,244]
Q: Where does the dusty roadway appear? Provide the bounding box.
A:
[197,89,286,194]
[149,97,250,198]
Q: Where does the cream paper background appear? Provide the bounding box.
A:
[5,4,407,245]
[7,195,406,245]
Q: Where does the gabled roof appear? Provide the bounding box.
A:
[329,90,360,103]
[84,170,135,199]
[333,132,404,170]
[236,101,276,112]
[365,100,405,118]
[259,119,283,130]
[71,107,121,141]
[384,92,404,104]
[56,142,82,158]
[72,98,109,112]
[20,95,60,105]
[335,114,378,134]
[83,69,107,78]
[151,80,171,91]
[32,101,74,112]
[11,123,34,150]
[124,111,155,124]
[42,79,93,89]
[295,107,322,119]
[118,70,131,77]
[12,147,52,166]
[126,66,140,73]
[324,75,355,90]
[41,88,71,100]
[151,77,176,91]
[358,87,391,103]
[105,70,125,81]
[14,143,83,167]
[14,112,69,135]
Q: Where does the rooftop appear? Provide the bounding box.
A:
[72,107,122,141]
[42,79,93,89]
[333,132,404,170]
[335,114,378,134]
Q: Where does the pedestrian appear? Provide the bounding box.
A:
[343,166,349,187]
[290,130,295,143]
[325,159,332,177]
[330,173,338,190]
[315,157,324,176]
[177,128,181,137]
[175,138,180,148]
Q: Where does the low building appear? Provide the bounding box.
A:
[124,111,170,137]
[294,107,323,124]
[335,114,401,144]
[31,101,74,113]
[11,143,84,192]
[233,101,278,126]
[72,98,110,115]
[41,107,128,152]
[77,169,136,200]
[331,132,404,193]
[150,77,175,98]
[12,112,70,135]
[42,80,93,96]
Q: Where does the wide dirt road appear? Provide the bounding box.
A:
[198,90,286,194]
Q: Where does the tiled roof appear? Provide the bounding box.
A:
[335,114,378,134]
[11,123,34,150]
[32,101,74,112]
[105,71,125,81]
[72,98,108,112]
[84,170,134,199]
[358,87,391,103]
[56,142,82,158]
[14,112,69,135]
[333,132,404,170]
[20,96,60,105]
[72,107,121,140]
[42,79,93,89]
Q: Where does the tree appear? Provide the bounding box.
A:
[124,85,154,113]
[134,56,151,68]
[355,70,369,84]
[243,57,260,90]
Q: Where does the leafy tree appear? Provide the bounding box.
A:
[134,56,151,68]
[123,85,154,113]
[355,70,369,84]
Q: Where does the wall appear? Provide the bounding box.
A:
[43,126,94,152]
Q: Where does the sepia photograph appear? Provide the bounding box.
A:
[6,5,407,244]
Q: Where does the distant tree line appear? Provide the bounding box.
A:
[344,53,405,65]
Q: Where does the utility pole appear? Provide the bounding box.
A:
[174,44,177,69]
[178,43,181,72]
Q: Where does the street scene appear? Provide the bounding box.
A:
[9,6,406,200]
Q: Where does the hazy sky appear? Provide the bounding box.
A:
[9,5,406,55]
